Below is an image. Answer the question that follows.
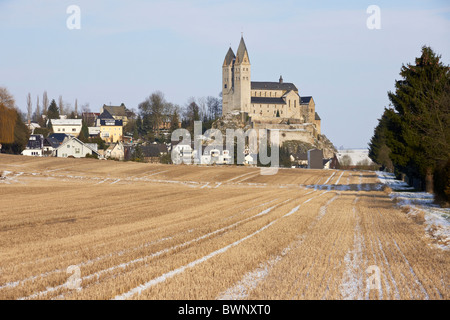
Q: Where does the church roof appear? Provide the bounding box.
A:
[236,36,250,64]
[300,96,313,104]
[251,97,286,105]
[223,47,235,66]
[251,81,298,91]
[315,112,321,120]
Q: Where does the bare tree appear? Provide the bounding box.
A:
[42,91,49,115]
[81,103,90,114]
[339,154,352,168]
[35,95,40,122]
[26,93,32,125]
[197,96,207,121]
[58,95,64,116]
[138,91,167,136]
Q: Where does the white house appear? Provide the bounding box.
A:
[173,144,232,165]
[202,147,231,165]
[171,143,194,164]
[22,134,44,157]
[88,127,100,138]
[106,142,124,160]
[50,119,82,137]
[54,136,99,158]
[26,122,41,134]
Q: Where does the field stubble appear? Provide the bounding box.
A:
[0,154,448,300]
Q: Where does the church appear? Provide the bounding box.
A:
[222,36,321,136]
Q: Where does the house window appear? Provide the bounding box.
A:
[72,128,76,132]
[75,148,80,154]
[67,145,70,148]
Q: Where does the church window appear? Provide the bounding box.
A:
[294,100,296,107]
[224,84,227,89]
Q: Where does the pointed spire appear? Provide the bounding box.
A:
[236,35,250,65]
[223,47,235,67]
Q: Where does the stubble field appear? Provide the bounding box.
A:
[0,154,448,300]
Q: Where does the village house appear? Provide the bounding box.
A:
[41,133,71,157]
[95,109,115,127]
[21,134,44,157]
[105,142,125,161]
[140,144,166,163]
[199,145,232,165]
[100,103,129,126]
[100,119,123,143]
[50,118,82,137]
[54,136,99,158]
[26,122,41,134]
[171,141,232,165]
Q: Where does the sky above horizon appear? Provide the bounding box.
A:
[1,0,449,149]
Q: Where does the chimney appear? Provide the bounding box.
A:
[279,75,283,84]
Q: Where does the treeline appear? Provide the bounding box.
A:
[369,46,450,202]
[125,91,222,143]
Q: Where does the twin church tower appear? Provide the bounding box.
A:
[221,36,321,135]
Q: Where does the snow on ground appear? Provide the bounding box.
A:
[376,171,450,250]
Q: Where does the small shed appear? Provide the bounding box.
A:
[307,149,324,169]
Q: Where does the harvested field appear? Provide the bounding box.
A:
[0,154,448,300]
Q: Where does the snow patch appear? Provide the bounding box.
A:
[377,171,450,250]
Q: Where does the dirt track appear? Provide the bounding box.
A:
[0,154,448,300]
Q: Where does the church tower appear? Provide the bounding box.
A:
[233,36,251,114]
[222,36,251,115]
[222,47,235,115]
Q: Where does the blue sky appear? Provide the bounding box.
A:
[0,0,449,148]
